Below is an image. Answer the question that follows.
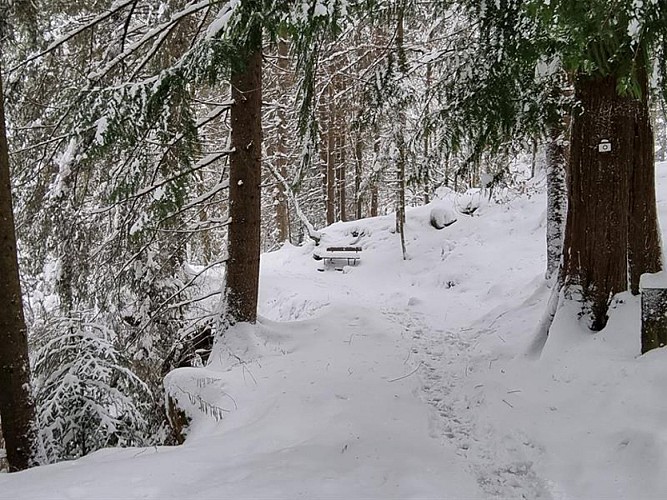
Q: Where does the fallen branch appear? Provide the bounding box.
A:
[387,361,423,383]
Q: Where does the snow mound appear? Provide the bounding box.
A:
[429,204,457,229]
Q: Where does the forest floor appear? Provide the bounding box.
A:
[2,164,667,499]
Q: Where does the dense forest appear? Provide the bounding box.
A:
[1,1,667,494]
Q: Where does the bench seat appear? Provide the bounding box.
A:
[313,246,362,266]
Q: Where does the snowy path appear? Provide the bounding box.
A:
[384,307,554,499]
[256,194,559,498]
[262,243,556,496]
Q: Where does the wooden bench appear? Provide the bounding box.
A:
[313,246,362,268]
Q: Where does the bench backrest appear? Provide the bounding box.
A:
[326,246,362,252]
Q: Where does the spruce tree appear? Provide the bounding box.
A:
[0,57,38,471]
[448,0,667,340]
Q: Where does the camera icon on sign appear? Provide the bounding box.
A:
[598,140,612,153]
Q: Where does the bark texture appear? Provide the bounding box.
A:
[273,36,290,244]
[226,31,262,324]
[562,74,633,330]
[336,129,347,222]
[563,57,663,333]
[395,8,407,260]
[545,123,568,281]
[628,62,662,295]
[354,135,363,220]
[0,64,38,471]
[325,84,336,226]
[641,286,667,353]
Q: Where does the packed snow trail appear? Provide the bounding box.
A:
[0,286,482,499]
[384,308,554,499]
[256,189,558,498]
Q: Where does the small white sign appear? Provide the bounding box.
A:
[598,139,612,153]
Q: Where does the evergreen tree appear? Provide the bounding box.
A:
[33,315,150,462]
[0,1,38,472]
[535,1,665,332]
[447,0,666,341]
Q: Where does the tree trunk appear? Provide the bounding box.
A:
[628,58,662,295]
[562,73,634,330]
[370,185,378,217]
[396,146,407,260]
[545,122,568,281]
[274,36,290,244]
[0,61,38,471]
[325,82,336,226]
[423,61,431,204]
[226,29,262,324]
[641,284,667,353]
[395,7,407,260]
[370,133,379,218]
[395,120,407,259]
[530,136,538,178]
[354,134,363,220]
[336,129,346,222]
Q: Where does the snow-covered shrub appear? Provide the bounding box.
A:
[33,315,151,462]
[456,190,484,215]
[430,206,457,229]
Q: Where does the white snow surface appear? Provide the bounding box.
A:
[4,164,667,499]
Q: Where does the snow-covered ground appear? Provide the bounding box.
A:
[3,164,667,499]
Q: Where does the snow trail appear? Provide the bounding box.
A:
[384,307,555,499]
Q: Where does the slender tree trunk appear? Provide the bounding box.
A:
[530,136,538,178]
[657,108,667,162]
[562,73,634,330]
[395,7,407,260]
[628,57,662,295]
[396,144,407,260]
[199,207,212,262]
[423,61,431,204]
[0,61,38,471]
[226,29,262,324]
[318,91,329,224]
[370,133,379,218]
[325,84,336,226]
[274,36,290,244]
[443,152,450,188]
[354,134,363,220]
[337,128,346,222]
[545,122,568,281]
[370,184,378,217]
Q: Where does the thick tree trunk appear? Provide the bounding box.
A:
[562,74,634,330]
[628,60,662,295]
[226,31,262,324]
[545,123,568,281]
[0,63,38,471]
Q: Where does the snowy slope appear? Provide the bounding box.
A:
[3,165,667,499]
